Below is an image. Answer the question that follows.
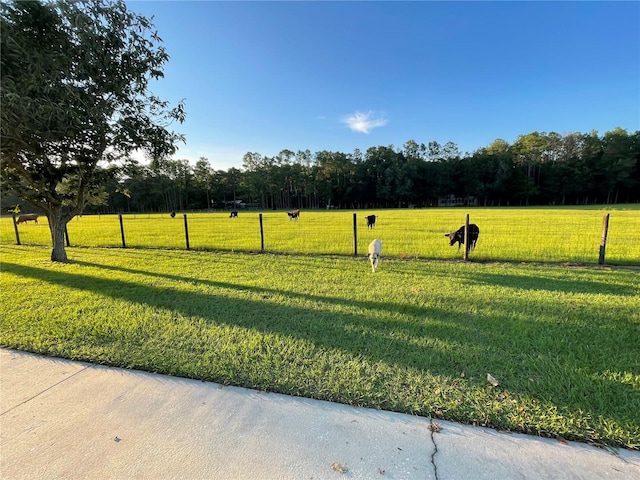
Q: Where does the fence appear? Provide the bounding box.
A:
[2,208,639,266]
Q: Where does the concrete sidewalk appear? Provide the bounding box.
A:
[1,348,638,479]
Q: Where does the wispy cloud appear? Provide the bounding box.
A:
[342,111,388,134]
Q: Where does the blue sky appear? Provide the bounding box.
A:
[128,1,640,170]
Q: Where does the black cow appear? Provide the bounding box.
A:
[229,211,238,218]
[287,209,300,221]
[365,215,376,229]
[445,224,480,252]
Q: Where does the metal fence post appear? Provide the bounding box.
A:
[183,214,190,250]
[12,214,21,245]
[353,212,358,256]
[599,213,610,265]
[259,213,264,252]
[119,214,126,248]
[463,213,470,261]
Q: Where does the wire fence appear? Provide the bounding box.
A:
[2,208,639,265]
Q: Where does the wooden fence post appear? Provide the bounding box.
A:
[259,213,264,252]
[11,214,21,245]
[119,214,126,248]
[463,213,470,261]
[183,214,190,250]
[599,213,610,265]
[353,212,358,256]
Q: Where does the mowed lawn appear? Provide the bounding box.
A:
[2,205,639,265]
[1,245,638,449]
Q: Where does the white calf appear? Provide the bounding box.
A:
[368,239,382,272]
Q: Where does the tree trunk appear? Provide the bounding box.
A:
[48,209,68,262]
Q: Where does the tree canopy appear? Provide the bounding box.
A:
[1,0,185,261]
[64,128,638,214]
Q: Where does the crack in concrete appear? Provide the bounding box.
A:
[429,419,440,480]
[0,365,92,416]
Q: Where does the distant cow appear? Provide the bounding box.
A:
[445,224,480,253]
[365,215,376,229]
[287,209,300,221]
[229,211,238,218]
[368,239,382,273]
[16,214,39,224]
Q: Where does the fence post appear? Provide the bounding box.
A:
[119,214,126,248]
[353,212,358,256]
[259,213,264,252]
[463,213,470,261]
[599,213,610,265]
[183,214,190,250]
[11,214,21,245]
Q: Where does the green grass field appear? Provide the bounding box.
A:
[1,244,638,449]
[2,205,639,265]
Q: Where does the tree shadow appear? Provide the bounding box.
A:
[464,270,638,296]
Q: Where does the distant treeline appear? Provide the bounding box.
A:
[5,128,638,213]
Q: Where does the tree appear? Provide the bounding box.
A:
[148,158,191,211]
[315,150,353,208]
[222,167,243,206]
[193,157,214,209]
[600,128,638,203]
[0,0,185,261]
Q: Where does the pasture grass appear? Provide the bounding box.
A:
[1,205,639,265]
[1,245,639,449]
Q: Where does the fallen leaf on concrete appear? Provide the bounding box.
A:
[427,422,441,433]
[377,467,385,475]
[487,373,499,387]
[556,436,568,445]
[331,462,348,474]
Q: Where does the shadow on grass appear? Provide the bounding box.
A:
[2,259,638,444]
[461,270,639,296]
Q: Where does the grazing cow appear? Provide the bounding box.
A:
[445,224,480,252]
[368,239,382,273]
[365,214,376,229]
[287,209,300,221]
[229,211,238,218]
[16,214,39,224]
